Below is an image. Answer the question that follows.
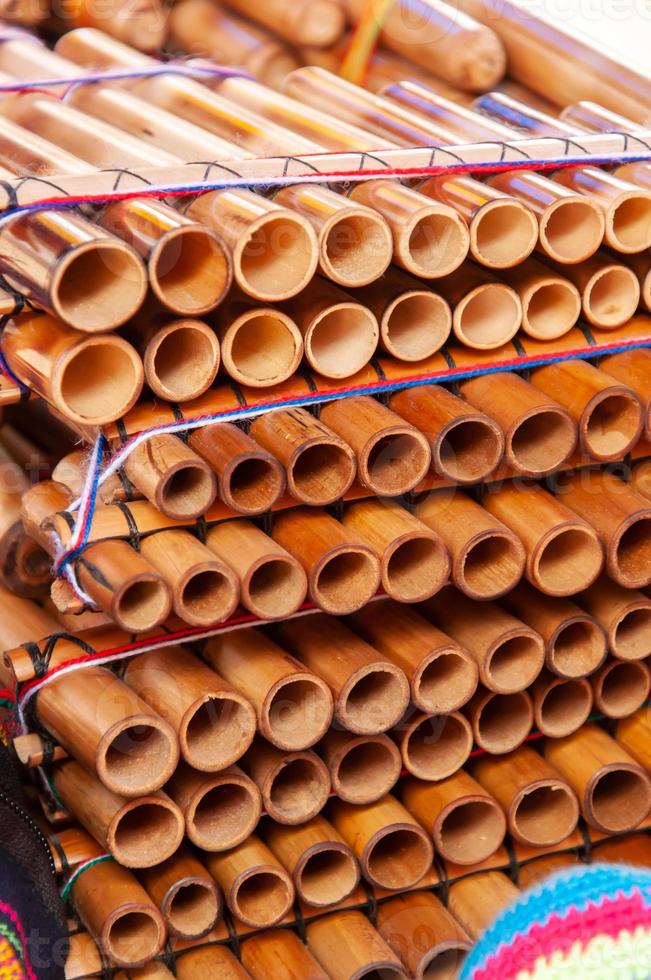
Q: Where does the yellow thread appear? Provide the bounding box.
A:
[339,0,394,85]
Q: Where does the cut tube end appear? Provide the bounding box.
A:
[181,693,256,772]
[588,765,651,832]
[165,878,221,939]
[149,227,232,316]
[312,546,381,615]
[235,214,319,301]
[414,647,479,715]
[222,453,286,515]
[231,867,294,928]
[536,678,592,738]
[188,775,261,850]
[539,197,605,264]
[361,427,431,496]
[583,389,643,461]
[145,319,220,402]
[453,284,522,350]
[339,663,410,735]
[435,797,506,865]
[177,563,240,627]
[245,555,308,619]
[583,265,640,328]
[264,752,331,824]
[109,797,185,868]
[521,279,581,340]
[287,438,356,506]
[295,842,359,907]
[54,335,144,426]
[321,210,393,287]
[53,239,147,332]
[511,781,579,846]
[508,407,577,476]
[98,716,180,797]
[223,310,303,387]
[399,206,469,279]
[612,513,651,588]
[606,191,651,253]
[595,660,650,719]
[474,691,534,754]
[533,525,603,596]
[304,303,379,380]
[381,290,452,361]
[264,674,333,750]
[435,415,504,484]
[457,530,525,600]
[103,905,165,967]
[331,735,402,804]
[158,459,217,521]
[402,712,473,781]
[365,823,433,889]
[470,200,538,268]
[383,531,450,604]
[113,574,172,633]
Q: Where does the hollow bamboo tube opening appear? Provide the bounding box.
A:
[607,193,651,253]
[381,531,449,605]
[583,264,640,328]
[220,309,303,387]
[103,907,165,967]
[301,302,379,380]
[471,691,533,754]
[520,277,581,340]
[589,767,651,833]
[181,775,261,851]
[75,541,171,633]
[538,199,606,264]
[288,441,356,506]
[51,334,143,426]
[164,879,220,939]
[435,415,504,485]
[434,794,506,865]
[481,629,543,694]
[469,200,538,268]
[401,712,473,781]
[110,799,185,868]
[380,290,451,361]
[182,694,256,772]
[177,566,239,627]
[97,720,179,798]
[453,282,522,348]
[144,319,220,402]
[230,868,294,929]
[123,435,217,522]
[532,525,604,596]
[340,664,410,734]
[264,754,331,825]
[613,606,651,660]
[363,825,433,891]
[325,733,402,804]
[295,844,360,908]
[160,460,219,521]
[511,783,579,848]
[233,214,318,300]
[583,390,643,460]
[547,616,607,678]
[149,227,231,316]
[395,205,470,279]
[265,676,334,749]
[320,211,393,287]
[534,676,592,738]
[453,529,524,600]
[613,515,651,589]
[509,407,577,476]
[113,577,170,635]
[593,660,650,719]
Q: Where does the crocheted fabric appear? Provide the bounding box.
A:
[461,864,651,980]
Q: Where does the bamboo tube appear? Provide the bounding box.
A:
[424,587,544,694]
[139,849,223,939]
[203,836,295,929]
[213,297,304,387]
[488,170,605,265]
[398,710,473,781]
[561,100,641,134]
[600,348,651,438]
[122,646,257,772]
[320,396,431,496]
[53,0,166,50]
[249,408,356,507]
[548,253,641,329]
[342,498,449,604]
[50,452,126,507]
[204,520,307,619]
[271,508,381,615]
[242,738,331,824]
[121,435,217,522]
[264,814,360,907]
[21,477,73,554]
[402,769,506,865]
[275,614,410,735]
[448,872,520,941]
[481,482,604,596]
[390,383,504,484]
[530,359,644,463]
[167,762,261,851]
[308,910,407,980]
[632,456,651,503]
[139,530,239,626]
[13,734,68,769]
[2,312,144,426]
[516,854,578,889]
[272,185,393,287]
[0,582,59,688]
[175,944,251,980]
[415,491,525,601]
[344,0,505,91]
[578,576,651,661]
[65,931,104,980]
[376,891,471,980]
[74,539,172,632]
[187,423,285,516]
[319,730,402,804]
[169,1,300,88]
[203,628,334,750]
[465,689,533,754]
[329,793,433,889]
[71,860,166,967]
[35,666,179,797]
[502,582,607,679]
[52,762,184,868]
[131,315,221,403]
[544,723,651,833]
[224,0,345,46]
[473,746,579,847]
[381,78,514,141]
[557,470,651,589]
[592,831,651,867]
[352,269,452,361]
[350,599,479,715]
[430,264,523,347]
[498,259,581,340]
[459,372,577,477]
[616,706,651,772]
[531,671,592,739]
[592,659,650,720]
[281,280,378,380]
[242,932,328,979]
[0,446,50,598]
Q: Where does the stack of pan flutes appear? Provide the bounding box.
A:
[0,12,650,980]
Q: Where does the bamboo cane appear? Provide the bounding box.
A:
[544,723,651,833]
[2,312,144,426]
[213,297,304,387]
[319,395,431,496]
[0,444,50,598]
[548,254,641,330]
[342,498,449,604]
[74,539,172,632]
[166,762,261,851]
[531,671,593,739]
[516,854,578,889]
[308,910,408,980]
[187,423,285,516]
[52,0,167,51]
[20,477,73,555]
[591,658,650,719]
[501,582,607,679]
[204,520,308,619]
[481,481,604,596]
[275,613,410,735]
[50,452,127,506]
[203,628,334,750]
[448,872,520,940]
[424,587,544,693]
[242,737,331,825]
[140,849,224,939]
[578,575,651,660]
[557,469,651,589]
[530,359,644,462]
[397,710,473,781]
[415,490,526,601]
[264,814,360,907]
[271,508,382,615]
[281,279,378,380]
[631,455,651,503]
[203,835,295,929]
[0,580,60,687]
[616,706,651,772]
[71,859,166,967]
[35,665,179,797]
[65,931,104,980]
[592,831,651,867]
[122,435,218,522]
[248,408,356,507]
[329,793,434,889]
[349,599,478,715]
[459,372,577,477]
[242,931,328,979]
[600,348,651,438]
[319,730,402,804]
[465,688,533,754]
[430,264,524,347]
[129,314,221,403]
[52,761,184,867]
[122,646,257,772]
[381,78,514,141]
[376,891,471,980]
[390,383,504,484]
[402,769,507,865]
[473,746,579,847]
[497,260,582,340]
[175,943,251,980]
[225,0,345,46]
[13,734,68,768]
